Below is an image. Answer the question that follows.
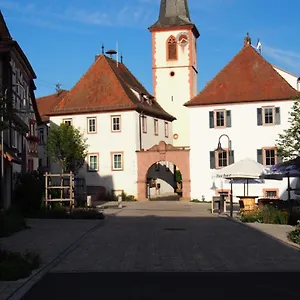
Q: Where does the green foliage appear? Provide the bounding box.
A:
[276,100,300,161]
[13,171,44,214]
[121,191,136,202]
[288,220,300,244]
[240,206,289,224]
[46,123,88,173]
[0,248,41,281]
[0,209,28,238]
[175,170,182,183]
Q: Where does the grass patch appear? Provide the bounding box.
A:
[0,248,41,281]
[0,209,29,238]
[25,206,105,220]
[240,206,289,225]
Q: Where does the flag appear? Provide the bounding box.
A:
[256,39,262,53]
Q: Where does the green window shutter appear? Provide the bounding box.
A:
[277,154,283,164]
[275,107,281,125]
[226,110,232,128]
[209,111,214,128]
[257,149,263,164]
[229,150,234,165]
[257,108,263,126]
[210,151,216,169]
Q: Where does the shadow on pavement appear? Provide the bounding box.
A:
[19,214,300,299]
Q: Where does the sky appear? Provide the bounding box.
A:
[1,0,300,98]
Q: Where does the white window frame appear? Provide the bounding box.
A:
[87,117,97,133]
[164,122,169,138]
[63,118,72,126]
[88,154,99,172]
[154,119,159,135]
[262,106,275,125]
[111,115,121,132]
[112,152,123,171]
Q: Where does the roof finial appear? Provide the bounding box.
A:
[121,54,123,64]
[102,44,105,54]
[244,32,251,47]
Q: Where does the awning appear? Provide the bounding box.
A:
[0,143,22,164]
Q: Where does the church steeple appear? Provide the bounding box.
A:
[149,0,199,37]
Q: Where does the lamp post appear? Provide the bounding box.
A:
[1,83,28,208]
[215,134,234,217]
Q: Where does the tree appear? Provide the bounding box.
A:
[276,95,300,161]
[46,123,88,174]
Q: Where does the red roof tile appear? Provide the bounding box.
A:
[36,90,68,122]
[185,44,299,107]
[49,55,175,121]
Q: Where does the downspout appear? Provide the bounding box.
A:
[139,111,143,151]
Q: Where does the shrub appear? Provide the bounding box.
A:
[0,249,41,281]
[241,206,289,225]
[13,171,44,214]
[0,209,28,238]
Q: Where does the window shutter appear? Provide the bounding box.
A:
[209,111,214,128]
[226,110,231,128]
[210,151,215,169]
[275,107,281,125]
[257,108,263,126]
[229,150,234,165]
[277,155,283,164]
[257,149,263,164]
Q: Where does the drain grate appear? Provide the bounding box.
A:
[164,228,186,231]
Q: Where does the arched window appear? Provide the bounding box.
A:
[167,36,177,60]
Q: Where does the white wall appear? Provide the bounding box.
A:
[189,100,295,202]
[273,66,299,91]
[152,30,198,147]
[49,110,173,198]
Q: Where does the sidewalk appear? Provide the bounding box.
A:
[0,219,103,300]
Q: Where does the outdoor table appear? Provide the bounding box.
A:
[237,196,259,211]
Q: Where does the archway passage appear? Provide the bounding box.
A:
[137,141,190,201]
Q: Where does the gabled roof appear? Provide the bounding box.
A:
[149,0,200,37]
[49,55,175,121]
[185,44,299,107]
[0,10,11,41]
[36,90,68,122]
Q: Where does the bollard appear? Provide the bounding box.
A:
[118,195,122,208]
[87,195,92,207]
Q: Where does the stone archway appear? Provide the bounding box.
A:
[137,141,190,201]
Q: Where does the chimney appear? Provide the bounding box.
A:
[244,32,251,47]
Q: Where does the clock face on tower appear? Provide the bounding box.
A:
[176,32,189,47]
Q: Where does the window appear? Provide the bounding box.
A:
[167,36,177,60]
[29,119,36,136]
[217,150,228,168]
[112,152,123,171]
[155,163,160,172]
[164,122,169,138]
[88,154,98,172]
[87,117,97,133]
[210,150,234,169]
[27,159,34,172]
[38,159,43,168]
[142,116,147,133]
[257,148,278,167]
[154,119,158,135]
[263,189,279,199]
[257,107,281,126]
[63,119,72,126]
[209,110,231,128]
[39,128,44,144]
[111,116,121,132]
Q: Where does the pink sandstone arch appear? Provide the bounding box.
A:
[137,141,191,200]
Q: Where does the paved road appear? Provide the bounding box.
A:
[21,202,300,299]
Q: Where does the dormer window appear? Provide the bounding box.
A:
[167,36,177,61]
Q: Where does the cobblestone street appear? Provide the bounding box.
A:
[18,201,300,299]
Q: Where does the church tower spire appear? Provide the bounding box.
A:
[149,0,200,147]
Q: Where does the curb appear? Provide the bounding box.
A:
[2,219,106,300]
[220,214,300,251]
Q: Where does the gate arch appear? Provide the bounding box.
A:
[137,141,190,200]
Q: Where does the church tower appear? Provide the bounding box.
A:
[149,0,200,147]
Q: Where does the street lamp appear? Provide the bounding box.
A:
[215,134,234,217]
[1,83,29,208]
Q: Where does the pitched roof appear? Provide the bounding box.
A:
[36,90,68,122]
[149,0,200,37]
[49,55,175,121]
[185,44,299,107]
[0,10,11,41]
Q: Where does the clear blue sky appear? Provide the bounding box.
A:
[1,0,300,98]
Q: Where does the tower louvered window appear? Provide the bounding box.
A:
[167,36,177,60]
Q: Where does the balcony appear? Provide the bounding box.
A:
[27,140,38,156]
